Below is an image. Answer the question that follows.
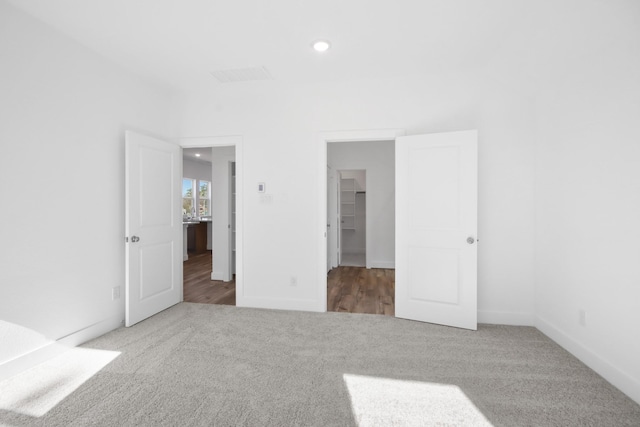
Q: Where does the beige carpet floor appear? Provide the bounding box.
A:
[1,302,639,426]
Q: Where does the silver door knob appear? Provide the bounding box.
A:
[466,237,475,244]
[131,236,140,243]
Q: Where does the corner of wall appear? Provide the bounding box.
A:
[478,310,534,326]
[535,315,640,405]
[0,314,122,382]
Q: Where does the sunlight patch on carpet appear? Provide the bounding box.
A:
[0,347,120,417]
[343,373,493,426]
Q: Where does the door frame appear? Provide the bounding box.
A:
[327,165,338,272]
[317,129,405,311]
[180,135,244,306]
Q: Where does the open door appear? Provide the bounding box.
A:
[395,130,478,330]
[125,131,182,327]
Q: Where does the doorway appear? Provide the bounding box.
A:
[318,129,479,330]
[326,140,395,315]
[182,147,213,261]
[179,136,243,306]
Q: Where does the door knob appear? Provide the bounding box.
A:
[466,237,475,244]
[131,236,140,243]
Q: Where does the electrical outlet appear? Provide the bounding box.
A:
[290,276,297,286]
[112,286,121,300]
[579,309,587,326]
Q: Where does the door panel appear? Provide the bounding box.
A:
[125,131,182,327]
[408,246,459,304]
[396,130,478,330]
[139,242,174,300]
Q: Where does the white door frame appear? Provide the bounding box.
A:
[327,165,338,272]
[180,136,244,306]
[317,129,405,311]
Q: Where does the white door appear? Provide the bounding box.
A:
[125,131,182,327]
[395,130,478,330]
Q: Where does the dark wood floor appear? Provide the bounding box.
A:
[327,266,395,316]
[183,252,395,316]
[183,251,235,305]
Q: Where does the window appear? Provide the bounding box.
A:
[198,180,211,216]
[182,178,195,216]
[183,178,211,218]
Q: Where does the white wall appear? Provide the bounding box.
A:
[183,158,212,184]
[0,2,176,365]
[176,70,537,322]
[340,170,366,191]
[330,143,393,267]
[534,10,640,403]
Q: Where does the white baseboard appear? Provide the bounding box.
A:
[183,254,189,261]
[367,260,395,269]
[237,296,323,313]
[0,314,122,382]
[342,249,365,255]
[211,271,224,281]
[536,315,640,405]
[478,310,534,326]
[0,342,68,382]
[56,314,123,347]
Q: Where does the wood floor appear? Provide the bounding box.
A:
[183,251,235,305]
[183,252,395,316]
[327,266,395,316]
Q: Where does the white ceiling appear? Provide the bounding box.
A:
[183,147,212,163]
[6,0,639,93]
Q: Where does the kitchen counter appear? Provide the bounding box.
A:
[182,217,211,225]
[182,218,212,260]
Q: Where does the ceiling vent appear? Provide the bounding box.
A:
[210,66,272,83]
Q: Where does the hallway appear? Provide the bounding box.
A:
[185,254,394,316]
[183,251,235,305]
[327,266,395,316]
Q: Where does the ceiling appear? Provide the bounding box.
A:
[6,0,639,93]
[183,147,212,163]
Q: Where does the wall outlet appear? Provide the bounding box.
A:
[290,276,297,286]
[579,309,587,326]
[112,286,121,300]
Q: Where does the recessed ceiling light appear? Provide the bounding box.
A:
[195,153,201,157]
[312,40,331,52]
